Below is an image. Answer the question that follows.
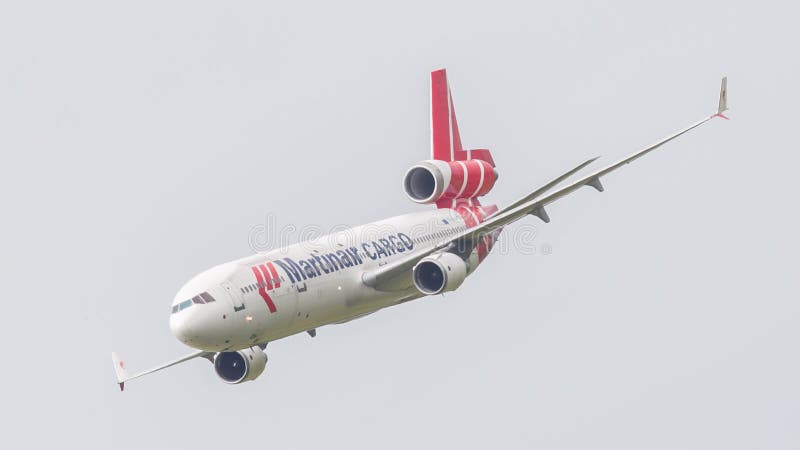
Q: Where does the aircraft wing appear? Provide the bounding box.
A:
[463,76,729,236]
[363,77,729,291]
[111,350,213,391]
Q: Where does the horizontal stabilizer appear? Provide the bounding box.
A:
[489,157,598,219]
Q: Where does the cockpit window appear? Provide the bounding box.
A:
[172,292,216,314]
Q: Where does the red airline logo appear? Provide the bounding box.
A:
[251,262,280,313]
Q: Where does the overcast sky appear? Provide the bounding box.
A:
[2,1,798,449]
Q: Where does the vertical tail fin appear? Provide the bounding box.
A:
[430,68,463,161]
[430,69,496,166]
[430,69,497,209]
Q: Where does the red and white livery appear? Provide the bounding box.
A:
[111,70,729,389]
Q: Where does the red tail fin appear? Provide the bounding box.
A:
[431,68,462,161]
[430,69,496,209]
[430,69,495,166]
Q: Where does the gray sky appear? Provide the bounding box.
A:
[1,1,798,449]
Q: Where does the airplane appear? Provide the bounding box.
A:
[111,69,729,390]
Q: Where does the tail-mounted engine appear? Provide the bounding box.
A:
[403,159,498,204]
[412,252,468,295]
[213,346,267,384]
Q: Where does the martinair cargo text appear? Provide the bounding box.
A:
[111,70,729,389]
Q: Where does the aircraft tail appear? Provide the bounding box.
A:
[430,69,495,167]
[430,69,496,209]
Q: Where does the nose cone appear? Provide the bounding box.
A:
[170,311,194,346]
[170,302,231,350]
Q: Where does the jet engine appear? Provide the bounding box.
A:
[403,159,498,204]
[213,346,267,384]
[412,252,468,295]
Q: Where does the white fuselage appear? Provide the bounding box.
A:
[169,208,492,352]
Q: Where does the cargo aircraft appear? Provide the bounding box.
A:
[112,69,729,389]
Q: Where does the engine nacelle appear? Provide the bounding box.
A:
[213,346,267,384]
[403,159,498,204]
[412,252,468,295]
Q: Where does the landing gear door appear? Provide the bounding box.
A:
[220,281,245,312]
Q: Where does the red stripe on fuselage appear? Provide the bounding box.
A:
[453,205,502,262]
[267,262,280,288]
[251,265,277,313]
[455,206,477,228]
[260,264,274,290]
[476,237,487,262]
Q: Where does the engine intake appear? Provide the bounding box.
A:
[403,159,498,204]
[214,346,267,384]
[412,252,468,295]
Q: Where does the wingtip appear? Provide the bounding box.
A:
[717,76,728,115]
[111,351,129,385]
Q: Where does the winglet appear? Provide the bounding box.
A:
[713,76,729,119]
[111,352,128,391]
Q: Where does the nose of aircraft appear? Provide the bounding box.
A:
[169,312,194,346]
[169,297,231,350]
